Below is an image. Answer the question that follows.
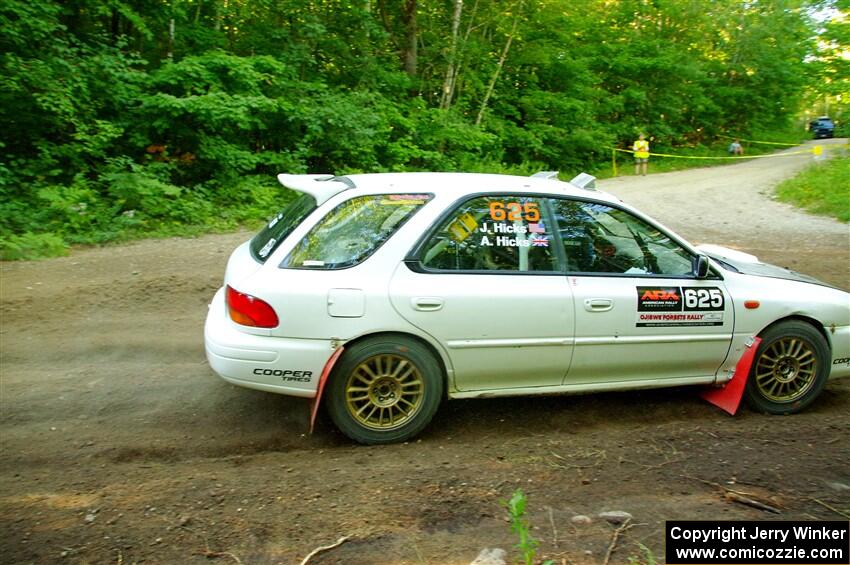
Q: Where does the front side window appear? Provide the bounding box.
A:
[282,194,431,269]
[551,199,693,276]
[420,195,557,272]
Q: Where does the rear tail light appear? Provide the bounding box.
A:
[226,285,279,328]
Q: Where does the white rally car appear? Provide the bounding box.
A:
[205,172,850,444]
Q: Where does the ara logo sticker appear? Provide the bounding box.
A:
[636,286,725,327]
[638,287,681,312]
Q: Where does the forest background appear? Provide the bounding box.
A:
[1,0,848,259]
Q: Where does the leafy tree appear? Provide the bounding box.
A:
[0,0,829,258]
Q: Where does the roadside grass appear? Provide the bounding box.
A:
[0,232,69,260]
[774,155,850,222]
[0,177,294,261]
[0,211,264,261]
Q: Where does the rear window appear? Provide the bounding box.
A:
[250,193,317,262]
[281,194,432,270]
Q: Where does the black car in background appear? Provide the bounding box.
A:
[809,117,835,139]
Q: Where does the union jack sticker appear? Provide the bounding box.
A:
[532,236,549,247]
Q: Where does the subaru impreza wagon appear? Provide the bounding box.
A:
[205,172,850,444]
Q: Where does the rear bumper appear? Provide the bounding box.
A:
[829,325,850,380]
[204,288,334,398]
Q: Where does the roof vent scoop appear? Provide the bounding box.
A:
[530,171,559,179]
[569,172,597,191]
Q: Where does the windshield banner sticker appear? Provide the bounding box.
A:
[636,286,725,327]
[387,194,432,201]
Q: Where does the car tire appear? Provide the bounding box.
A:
[326,336,443,444]
[744,321,830,415]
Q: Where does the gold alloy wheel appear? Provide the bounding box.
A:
[345,354,424,430]
[754,337,818,403]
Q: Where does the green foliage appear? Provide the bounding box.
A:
[0,0,835,259]
[502,489,552,565]
[775,155,850,222]
[0,232,67,261]
[805,1,850,123]
[36,181,114,238]
[628,543,658,565]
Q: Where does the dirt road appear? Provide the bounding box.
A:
[2,140,848,565]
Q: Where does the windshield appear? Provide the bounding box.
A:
[249,192,317,263]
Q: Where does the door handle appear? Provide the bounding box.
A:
[584,298,614,312]
[412,297,444,312]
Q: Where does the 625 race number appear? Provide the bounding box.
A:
[489,201,540,222]
[683,288,724,311]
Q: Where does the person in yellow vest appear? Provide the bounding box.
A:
[633,133,650,176]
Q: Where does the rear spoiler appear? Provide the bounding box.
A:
[277,174,354,205]
[530,171,597,191]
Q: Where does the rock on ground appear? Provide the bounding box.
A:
[470,547,507,565]
[598,510,633,525]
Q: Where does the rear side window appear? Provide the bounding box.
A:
[420,195,558,272]
[250,193,317,262]
[281,194,432,270]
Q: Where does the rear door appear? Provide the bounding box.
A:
[389,194,575,391]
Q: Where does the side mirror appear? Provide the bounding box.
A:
[693,254,710,279]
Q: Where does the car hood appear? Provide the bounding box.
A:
[696,244,837,289]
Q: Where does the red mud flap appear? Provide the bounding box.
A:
[701,337,762,415]
[309,346,345,434]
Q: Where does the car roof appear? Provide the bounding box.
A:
[278,172,621,206]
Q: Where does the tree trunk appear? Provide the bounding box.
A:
[475,3,521,126]
[439,0,463,109]
[401,0,418,78]
[167,17,175,59]
[444,0,479,112]
[110,8,120,44]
